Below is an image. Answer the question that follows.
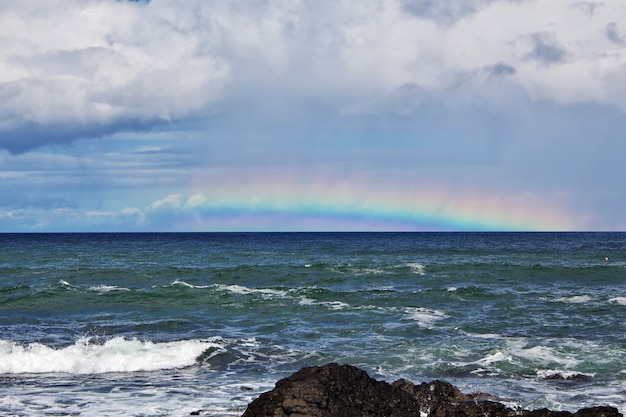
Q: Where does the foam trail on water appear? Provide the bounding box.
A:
[216,284,288,298]
[555,295,593,304]
[402,307,447,328]
[609,296,626,306]
[0,337,219,374]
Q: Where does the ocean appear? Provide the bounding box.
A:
[0,232,624,416]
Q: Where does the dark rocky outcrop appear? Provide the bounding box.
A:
[240,363,420,417]
[239,363,622,417]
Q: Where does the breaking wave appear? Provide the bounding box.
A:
[0,337,219,374]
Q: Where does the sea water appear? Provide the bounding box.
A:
[0,232,624,416]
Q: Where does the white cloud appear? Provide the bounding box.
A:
[147,193,182,211]
[186,194,209,207]
[1,0,626,153]
[0,0,229,152]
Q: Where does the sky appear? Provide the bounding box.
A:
[1,0,626,232]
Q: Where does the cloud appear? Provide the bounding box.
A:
[400,0,511,23]
[147,194,182,211]
[0,0,228,153]
[486,63,517,78]
[525,32,569,65]
[571,1,603,16]
[606,22,625,45]
[2,0,626,154]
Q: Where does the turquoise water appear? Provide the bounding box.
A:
[0,233,625,416]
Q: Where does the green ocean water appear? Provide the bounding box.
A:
[0,232,624,416]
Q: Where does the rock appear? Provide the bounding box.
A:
[392,379,519,417]
[574,407,623,417]
[239,364,623,417]
[543,373,594,384]
[392,379,468,407]
[240,363,420,417]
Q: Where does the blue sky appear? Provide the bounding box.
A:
[1,0,625,231]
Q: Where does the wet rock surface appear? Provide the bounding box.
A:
[238,363,622,417]
[240,363,420,417]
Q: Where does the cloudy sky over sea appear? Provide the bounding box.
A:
[1,0,625,231]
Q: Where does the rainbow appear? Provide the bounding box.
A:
[179,173,579,231]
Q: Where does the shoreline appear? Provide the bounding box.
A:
[211,364,623,417]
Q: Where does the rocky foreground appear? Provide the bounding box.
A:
[229,363,622,417]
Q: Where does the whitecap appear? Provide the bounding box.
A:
[475,351,510,366]
[88,285,130,293]
[363,268,385,275]
[405,263,426,275]
[508,343,580,367]
[608,296,626,306]
[554,295,593,304]
[0,337,220,374]
[464,332,502,339]
[171,280,210,289]
[217,284,288,298]
[536,369,594,381]
[298,297,350,310]
[403,307,447,328]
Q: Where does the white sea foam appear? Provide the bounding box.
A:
[448,350,511,376]
[403,307,447,328]
[464,332,502,339]
[0,372,263,417]
[405,263,426,275]
[363,268,385,275]
[536,369,595,380]
[508,342,580,367]
[475,351,510,366]
[555,295,593,304]
[0,337,219,374]
[217,284,288,298]
[608,296,626,305]
[298,297,350,310]
[88,284,130,293]
[171,279,210,289]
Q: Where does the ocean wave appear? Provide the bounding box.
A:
[554,295,594,304]
[463,332,502,339]
[170,279,211,289]
[0,337,220,374]
[406,263,426,275]
[474,351,511,366]
[446,350,512,377]
[329,264,386,276]
[215,284,289,298]
[608,296,626,306]
[507,341,581,368]
[87,284,130,293]
[298,297,350,310]
[402,307,447,328]
[536,369,595,382]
